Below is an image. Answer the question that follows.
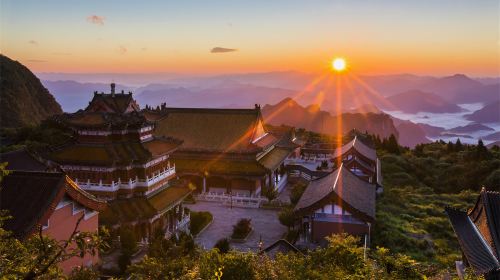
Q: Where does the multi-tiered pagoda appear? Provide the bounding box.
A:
[48,84,191,238]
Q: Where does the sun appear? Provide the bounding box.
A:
[332,57,346,72]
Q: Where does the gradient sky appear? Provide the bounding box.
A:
[1,0,499,76]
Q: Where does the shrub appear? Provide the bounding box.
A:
[262,186,278,202]
[278,207,296,230]
[290,182,308,205]
[119,227,137,254]
[214,238,230,254]
[189,211,213,236]
[232,218,252,239]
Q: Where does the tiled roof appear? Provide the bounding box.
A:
[172,157,268,176]
[49,140,161,166]
[143,138,182,157]
[263,239,301,258]
[86,92,138,114]
[0,171,105,239]
[446,207,500,276]
[258,147,292,171]
[468,189,500,259]
[0,149,49,171]
[333,136,377,162]
[0,171,66,239]
[56,111,150,129]
[294,164,376,221]
[100,182,191,224]
[152,107,274,152]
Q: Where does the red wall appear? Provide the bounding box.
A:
[43,203,99,274]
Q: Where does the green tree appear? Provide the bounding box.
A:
[278,207,296,230]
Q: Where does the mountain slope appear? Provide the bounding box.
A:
[261,98,399,140]
[465,100,500,123]
[0,55,62,127]
[383,90,463,113]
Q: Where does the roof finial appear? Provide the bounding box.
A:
[111,83,116,96]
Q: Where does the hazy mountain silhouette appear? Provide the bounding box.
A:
[446,123,494,134]
[465,100,500,123]
[421,74,499,104]
[484,131,500,141]
[0,55,62,127]
[381,90,463,113]
[261,97,400,141]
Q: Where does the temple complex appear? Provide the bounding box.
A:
[143,105,299,205]
[47,84,192,238]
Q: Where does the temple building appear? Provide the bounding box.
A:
[294,163,376,245]
[332,136,382,187]
[297,135,382,188]
[47,84,192,238]
[0,170,106,274]
[143,106,298,205]
[445,188,500,280]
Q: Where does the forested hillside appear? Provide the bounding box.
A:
[0,55,62,127]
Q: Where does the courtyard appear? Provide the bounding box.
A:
[186,201,287,251]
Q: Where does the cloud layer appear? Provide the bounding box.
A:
[87,15,105,25]
[210,47,237,53]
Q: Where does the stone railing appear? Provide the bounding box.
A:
[76,165,176,192]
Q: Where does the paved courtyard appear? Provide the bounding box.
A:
[186,201,287,252]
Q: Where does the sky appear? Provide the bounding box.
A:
[1,0,499,76]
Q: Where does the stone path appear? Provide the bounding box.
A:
[186,201,287,252]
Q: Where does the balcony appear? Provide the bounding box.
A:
[76,165,176,192]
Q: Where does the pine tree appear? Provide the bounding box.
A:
[455,138,463,152]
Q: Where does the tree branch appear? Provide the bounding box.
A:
[23,215,84,280]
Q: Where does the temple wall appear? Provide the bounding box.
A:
[43,203,99,274]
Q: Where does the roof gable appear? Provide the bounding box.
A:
[0,171,105,239]
[86,92,139,114]
[446,207,500,276]
[294,164,376,221]
[334,136,377,162]
[468,189,500,259]
[1,171,66,239]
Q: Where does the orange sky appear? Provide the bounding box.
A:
[1,0,499,76]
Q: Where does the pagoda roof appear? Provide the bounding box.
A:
[172,156,268,176]
[0,149,50,171]
[446,206,500,276]
[56,111,151,130]
[333,136,377,162]
[85,91,139,114]
[294,164,376,222]
[99,181,191,224]
[468,189,500,259]
[150,107,281,153]
[0,171,105,239]
[258,147,292,171]
[445,188,500,277]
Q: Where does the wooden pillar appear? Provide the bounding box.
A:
[202,176,207,193]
